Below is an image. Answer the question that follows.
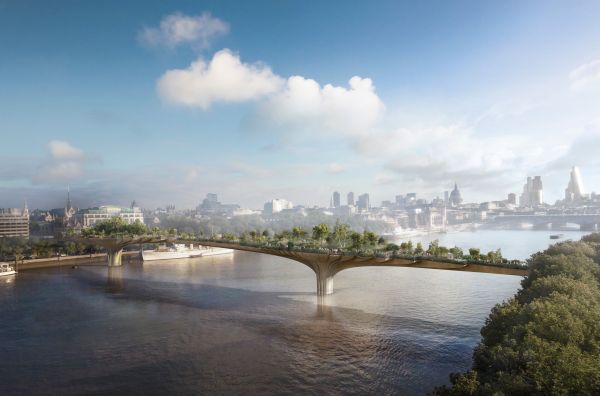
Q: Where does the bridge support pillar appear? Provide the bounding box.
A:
[315,269,334,296]
[107,248,123,266]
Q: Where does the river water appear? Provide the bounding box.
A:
[0,230,590,395]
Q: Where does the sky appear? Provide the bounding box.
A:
[2,0,600,210]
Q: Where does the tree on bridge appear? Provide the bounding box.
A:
[82,217,150,238]
[312,223,330,244]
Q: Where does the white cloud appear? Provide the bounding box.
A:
[48,140,84,160]
[156,49,384,136]
[157,49,284,109]
[139,12,228,49]
[261,75,385,137]
[32,141,88,184]
[569,59,600,90]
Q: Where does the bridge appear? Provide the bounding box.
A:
[492,213,600,230]
[70,236,527,296]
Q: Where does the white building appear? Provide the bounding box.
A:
[263,199,293,215]
[0,206,29,237]
[77,205,144,228]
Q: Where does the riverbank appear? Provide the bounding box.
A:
[1,251,141,271]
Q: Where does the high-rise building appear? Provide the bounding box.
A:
[507,193,517,205]
[263,199,293,215]
[444,190,449,205]
[347,192,355,206]
[357,193,370,210]
[449,183,463,207]
[520,176,543,207]
[0,206,29,238]
[564,166,585,204]
[332,191,341,208]
[199,193,220,211]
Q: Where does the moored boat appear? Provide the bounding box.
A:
[0,263,16,276]
[142,243,233,261]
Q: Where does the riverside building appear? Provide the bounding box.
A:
[77,205,144,228]
[0,206,30,237]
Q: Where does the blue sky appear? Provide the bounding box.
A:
[2,0,600,209]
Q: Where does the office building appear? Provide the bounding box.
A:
[564,166,585,204]
[507,193,517,205]
[77,205,144,228]
[357,193,370,210]
[263,199,293,215]
[520,176,543,207]
[347,192,355,206]
[332,191,341,208]
[0,206,29,237]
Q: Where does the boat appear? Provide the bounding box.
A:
[0,263,16,277]
[550,234,564,239]
[142,243,233,261]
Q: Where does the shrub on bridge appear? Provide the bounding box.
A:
[82,217,150,238]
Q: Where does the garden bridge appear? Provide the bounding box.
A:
[69,237,528,296]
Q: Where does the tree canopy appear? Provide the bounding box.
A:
[432,236,600,395]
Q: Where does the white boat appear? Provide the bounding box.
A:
[142,243,233,261]
[0,263,16,277]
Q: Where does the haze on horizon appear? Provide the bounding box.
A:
[2,1,600,210]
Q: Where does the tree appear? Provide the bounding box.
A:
[414,242,424,255]
[427,240,440,256]
[312,223,330,244]
[332,221,350,248]
[434,234,600,395]
[291,226,307,240]
[400,241,414,255]
[468,248,480,260]
[449,246,463,259]
[363,230,378,246]
[350,232,364,249]
[385,243,400,253]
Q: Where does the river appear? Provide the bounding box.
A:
[0,230,590,395]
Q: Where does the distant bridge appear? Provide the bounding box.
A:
[492,213,600,230]
[69,237,527,296]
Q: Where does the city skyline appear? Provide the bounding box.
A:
[2,1,600,208]
[2,165,595,211]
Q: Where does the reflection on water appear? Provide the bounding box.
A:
[0,247,523,395]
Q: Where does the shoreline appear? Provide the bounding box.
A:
[1,251,141,271]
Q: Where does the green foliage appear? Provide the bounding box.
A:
[468,248,480,260]
[312,223,330,243]
[82,217,150,237]
[414,242,424,255]
[433,233,600,395]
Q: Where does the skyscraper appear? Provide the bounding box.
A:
[357,193,370,210]
[507,193,517,205]
[347,192,355,206]
[520,176,544,207]
[332,191,341,208]
[564,166,585,204]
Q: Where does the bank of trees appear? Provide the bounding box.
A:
[0,238,98,261]
[432,234,600,395]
